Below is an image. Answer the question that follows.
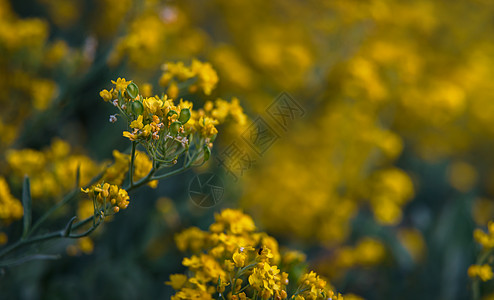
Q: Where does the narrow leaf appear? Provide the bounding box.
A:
[21,175,32,239]
[0,254,60,267]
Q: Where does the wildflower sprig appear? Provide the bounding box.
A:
[100,76,245,191]
[102,78,214,168]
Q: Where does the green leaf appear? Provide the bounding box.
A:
[21,176,32,239]
[167,110,178,118]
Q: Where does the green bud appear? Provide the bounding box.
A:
[169,121,182,135]
[167,110,178,118]
[203,145,211,162]
[131,100,144,115]
[178,108,191,124]
[126,82,139,99]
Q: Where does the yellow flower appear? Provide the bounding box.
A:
[233,251,246,267]
[468,264,494,282]
[123,131,137,141]
[191,59,218,95]
[166,274,188,290]
[474,222,494,249]
[111,77,131,92]
[100,89,113,102]
[211,209,256,234]
[143,96,164,115]
[130,115,144,129]
[82,182,130,214]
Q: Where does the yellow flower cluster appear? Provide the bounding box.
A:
[160,59,219,96]
[468,264,494,282]
[168,209,342,300]
[6,138,101,199]
[81,182,129,214]
[0,176,23,224]
[295,271,343,300]
[474,222,494,249]
[101,76,246,167]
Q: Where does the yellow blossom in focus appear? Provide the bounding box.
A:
[111,77,131,92]
[82,182,130,214]
[100,89,113,102]
[169,209,340,299]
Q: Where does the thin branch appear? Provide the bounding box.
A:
[129,141,137,187]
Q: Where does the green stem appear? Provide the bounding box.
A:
[150,165,189,181]
[129,141,137,187]
[124,167,157,192]
[0,214,102,260]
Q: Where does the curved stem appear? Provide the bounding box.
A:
[0,214,102,260]
[27,170,104,237]
[28,189,77,237]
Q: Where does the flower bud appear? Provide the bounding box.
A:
[167,110,178,118]
[126,82,139,99]
[131,100,144,115]
[169,121,181,135]
[178,108,191,124]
